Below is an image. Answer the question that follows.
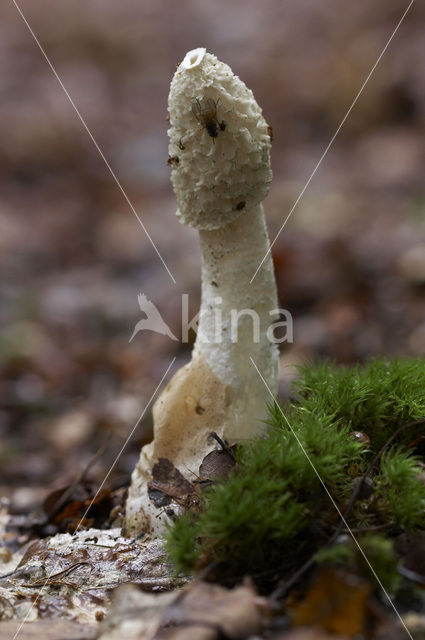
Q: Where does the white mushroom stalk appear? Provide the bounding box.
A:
[125,48,279,536]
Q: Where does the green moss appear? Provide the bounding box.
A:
[295,357,425,450]
[316,534,403,593]
[165,357,425,578]
[315,540,355,567]
[376,448,425,529]
[165,514,200,572]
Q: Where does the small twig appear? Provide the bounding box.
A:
[158,620,226,638]
[340,521,396,534]
[192,561,221,584]
[270,556,317,606]
[0,569,18,580]
[397,562,425,585]
[21,561,91,588]
[209,432,236,462]
[45,432,112,523]
[22,579,77,589]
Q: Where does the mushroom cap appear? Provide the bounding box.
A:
[168,48,272,230]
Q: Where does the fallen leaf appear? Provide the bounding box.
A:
[289,568,371,636]
[148,488,172,508]
[0,530,184,625]
[0,620,95,640]
[158,581,269,639]
[155,625,215,640]
[198,445,237,481]
[97,584,177,640]
[273,629,349,640]
[48,485,112,533]
[148,458,194,505]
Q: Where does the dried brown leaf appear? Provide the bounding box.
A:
[0,619,95,640]
[290,568,371,637]
[198,445,237,481]
[158,581,269,639]
[148,458,194,504]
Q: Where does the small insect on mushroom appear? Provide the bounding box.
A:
[167,155,179,166]
[267,124,274,142]
[191,97,226,139]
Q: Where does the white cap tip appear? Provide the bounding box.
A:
[180,48,206,70]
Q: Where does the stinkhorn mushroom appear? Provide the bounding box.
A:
[125,48,279,536]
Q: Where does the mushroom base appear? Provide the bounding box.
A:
[124,351,231,537]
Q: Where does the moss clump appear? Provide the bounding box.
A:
[316,534,403,593]
[375,448,425,529]
[294,357,425,450]
[165,357,425,577]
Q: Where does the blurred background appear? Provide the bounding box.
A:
[1,0,424,513]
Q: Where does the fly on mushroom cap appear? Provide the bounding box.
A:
[191,97,226,139]
[168,48,272,231]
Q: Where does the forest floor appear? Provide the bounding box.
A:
[1,1,425,638]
